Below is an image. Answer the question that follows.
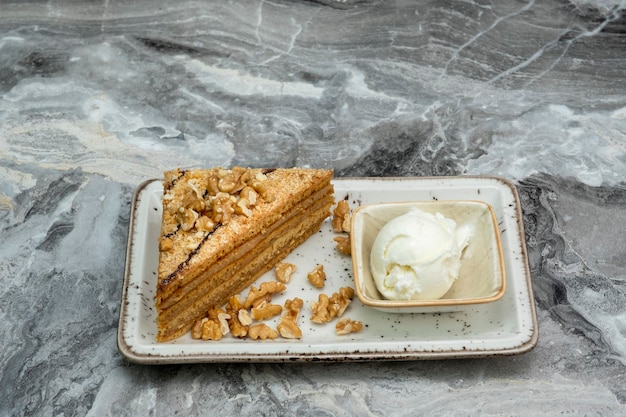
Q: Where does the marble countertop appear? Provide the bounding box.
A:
[1,0,625,415]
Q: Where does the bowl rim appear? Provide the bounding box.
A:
[350,200,507,309]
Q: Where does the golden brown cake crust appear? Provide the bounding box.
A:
[156,167,334,341]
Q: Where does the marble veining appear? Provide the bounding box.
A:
[1,0,625,415]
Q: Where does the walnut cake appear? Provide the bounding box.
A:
[156,167,334,342]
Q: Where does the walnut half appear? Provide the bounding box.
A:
[332,200,351,233]
[335,318,363,335]
[307,264,326,288]
[333,235,351,256]
[191,317,223,341]
[310,287,354,324]
[248,323,279,340]
[243,281,287,309]
[226,295,249,338]
[250,301,282,321]
[275,262,297,283]
[277,298,304,339]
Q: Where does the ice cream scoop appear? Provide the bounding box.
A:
[370,207,470,300]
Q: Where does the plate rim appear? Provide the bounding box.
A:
[117,175,539,364]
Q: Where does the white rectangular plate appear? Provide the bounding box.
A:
[117,176,538,363]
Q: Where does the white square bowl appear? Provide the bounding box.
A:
[351,200,506,313]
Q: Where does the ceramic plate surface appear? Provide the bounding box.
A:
[117,176,538,363]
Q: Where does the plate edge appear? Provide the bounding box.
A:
[117,179,161,363]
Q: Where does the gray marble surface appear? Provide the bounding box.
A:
[1,0,625,415]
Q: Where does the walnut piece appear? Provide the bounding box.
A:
[226,295,245,311]
[277,298,304,339]
[239,186,258,205]
[182,192,205,212]
[217,312,231,336]
[248,323,279,340]
[335,318,363,335]
[189,308,230,340]
[191,318,205,339]
[234,197,253,217]
[201,318,223,340]
[250,301,282,321]
[177,207,199,231]
[244,281,287,309]
[207,175,220,195]
[307,264,326,288]
[210,192,235,224]
[333,235,351,256]
[216,169,240,193]
[159,237,173,252]
[330,287,354,318]
[275,262,297,283]
[310,287,354,324]
[238,309,253,326]
[195,215,216,232]
[207,307,227,321]
[250,173,271,201]
[172,167,268,233]
[310,294,332,324]
[229,318,249,338]
[332,200,351,233]
[226,296,249,338]
[283,298,303,321]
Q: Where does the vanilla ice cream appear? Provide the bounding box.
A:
[370,207,470,300]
